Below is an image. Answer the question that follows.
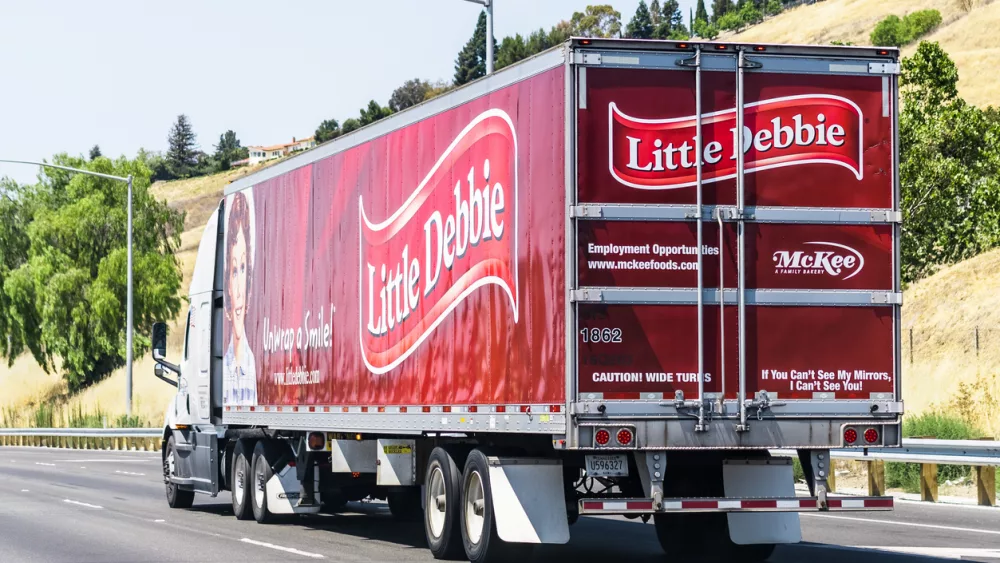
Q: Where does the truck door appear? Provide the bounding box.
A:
[572,44,900,428]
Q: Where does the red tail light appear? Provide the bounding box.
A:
[595,429,611,446]
[616,428,634,446]
[864,427,880,444]
[844,428,858,444]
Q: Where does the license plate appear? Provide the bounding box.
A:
[585,454,629,477]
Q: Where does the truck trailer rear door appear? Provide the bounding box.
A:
[570,42,900,441]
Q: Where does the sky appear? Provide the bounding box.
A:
[0,0,697,185]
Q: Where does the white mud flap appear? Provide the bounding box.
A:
[723,459,801,545]
[266,465,322,515]
[487,457,570,544]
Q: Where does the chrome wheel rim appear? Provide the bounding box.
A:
[464,470,485,545]
[427,465,447,538]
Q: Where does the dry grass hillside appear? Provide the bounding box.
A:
[0,167,250,427]
[728,0,1000,108]
[901,248,1000,437]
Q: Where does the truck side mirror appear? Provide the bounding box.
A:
[152,322,168,359]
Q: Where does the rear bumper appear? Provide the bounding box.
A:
[579,496,893,515]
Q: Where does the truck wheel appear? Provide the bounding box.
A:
[460,449,533,563]
[231,439,254,520]
[424,447,463,559]
[250,440,280,524]
[388,489,422,522]
[164,435,195,509]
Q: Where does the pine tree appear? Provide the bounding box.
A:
[653,0,684,38]
[696,0,710,23]
[625,0,655,39]
[454,11,497,86]
[166,114,198,178]
[88,145,102,160]
[650,0,662,26]
[713,0,734,22]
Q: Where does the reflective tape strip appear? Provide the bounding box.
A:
[580,496,892,514]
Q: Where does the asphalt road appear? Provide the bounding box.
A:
[2,447,999,562]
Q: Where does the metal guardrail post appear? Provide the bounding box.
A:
[920,463,938,502]
[867,460,885,496]
[976,466,996,507]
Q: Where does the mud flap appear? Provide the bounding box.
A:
[265,464,322,515]
[723,459,801,545]
[487,457,570,544]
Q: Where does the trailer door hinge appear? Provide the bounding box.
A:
[573,52,602,66]
[572,289,604,303]
[870,210,903,223]
[571,205,602,218]
[869,62,900,75]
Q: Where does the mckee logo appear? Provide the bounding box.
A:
[359,109,519,375]
[609,95,864,190]
[772,241,864,280]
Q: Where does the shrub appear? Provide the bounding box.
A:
[717,11,743,31]
[765,0,783,16]
[904,9,942,40]
[692,18,719,40]
[885,412,982,492]
[871,15,905,47]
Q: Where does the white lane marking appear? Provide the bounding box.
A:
[35,462,55,467]
[55,459,156,463]
[154,519,165,523]
[63,499,102,509]
[852,546,1000,559]
[803,513,1000,536]
[80,466,86,469]
[114,470,146,476]
[20,489,29,492]
[239,538,325,559]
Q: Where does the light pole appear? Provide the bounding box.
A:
[0,159,135,417]
[463,0,494,75]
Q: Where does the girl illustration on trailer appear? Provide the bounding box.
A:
[223,190,257,406]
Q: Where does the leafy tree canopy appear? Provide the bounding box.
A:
[570,5,622,38]
[389,79,432,112]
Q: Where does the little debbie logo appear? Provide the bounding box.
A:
[772,241,864,280]
[359,109,519,375]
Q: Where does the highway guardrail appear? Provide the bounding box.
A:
[774,438,999,507]
[0,427,161,452]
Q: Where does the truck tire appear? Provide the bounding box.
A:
[231,439,254,520]
[460,449,533,563]
[164,435,195,509]
[388,489,422,522]
[250,440,280,524]
[424,447,464,559]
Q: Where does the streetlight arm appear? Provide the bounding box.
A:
[0,159,129,183]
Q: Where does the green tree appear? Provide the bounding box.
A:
[899,42,1000,282]
[341,118,362,134]
[650,0,662,26]
[764,0,782,16]
[696,0,709,23]
[693,18,719,39]
[89,145,102,161]
[497,34,530,70]
[358,100,393,126]
[454,11,497,86]
[737,1,762,26]
[712,0,733,22]
[570,5,622,38]
[870,15,905,47]
[625,0,655,39]
[314,119,342,144]
[166,114,198,178]
[389,78,431,112]
[903,9,942,41]
[212,130,248,172]
[717,10,743,31]
[0,156,185,390]
[423,80,454,102]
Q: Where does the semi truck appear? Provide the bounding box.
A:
[151,37,903,562]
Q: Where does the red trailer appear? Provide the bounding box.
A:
[152,38,902,563]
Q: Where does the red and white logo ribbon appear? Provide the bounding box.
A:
[609,94,864,190]
[359,109,519,374]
